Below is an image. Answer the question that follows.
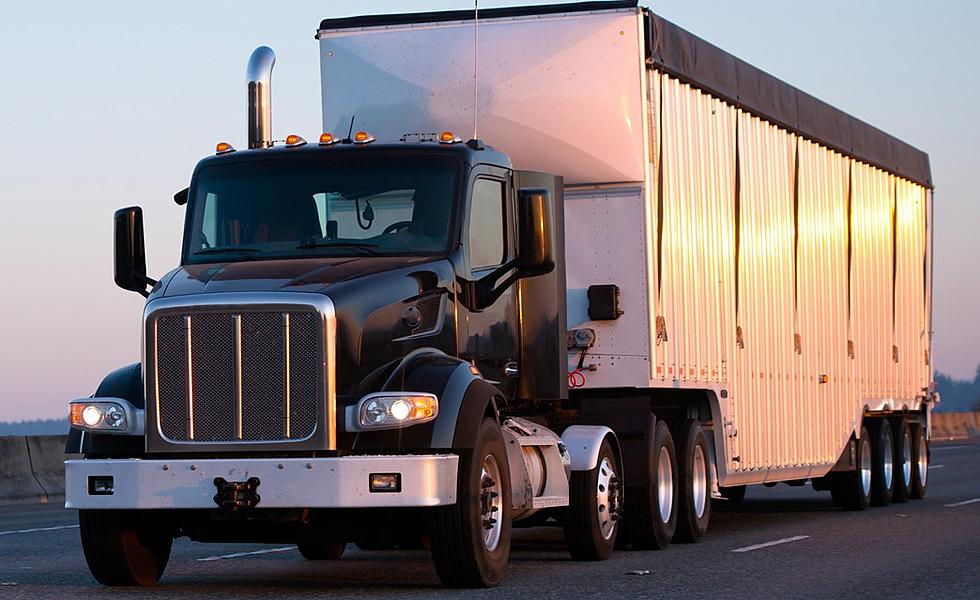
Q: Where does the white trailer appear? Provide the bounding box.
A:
[319,0,933,518]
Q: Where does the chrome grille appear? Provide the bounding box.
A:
[153,309,320,443]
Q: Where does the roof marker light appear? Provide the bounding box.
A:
[285,134,307,147]
[438,131,462,144]
[319,132,339,146]
[215,142,235,155]
[352,131,375,144]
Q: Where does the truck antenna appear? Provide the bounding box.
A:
[346,115,356,143]
[472,0,479,142]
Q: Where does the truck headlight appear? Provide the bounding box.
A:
[69,398,144,435]
[351,393,438,431]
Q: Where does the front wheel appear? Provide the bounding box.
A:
[79,510,173,586]
[564,438,623,560]
[429,418,511,588]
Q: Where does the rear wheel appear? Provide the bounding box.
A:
[910,422,929,499]
[430,418,511,588]
[869,418,895,506]
[79,510,172,587]
[297,540,346,560]
[830,427,872,511]
[564,438,623,560]
[625,420,677,550]
[673,420,711,543]
[891,418,912,503]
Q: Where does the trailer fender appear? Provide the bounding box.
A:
[561,425,617,471]
[66,363,145,456]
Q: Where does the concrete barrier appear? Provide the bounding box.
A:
[0,435,67,504]
[931,412,980,441]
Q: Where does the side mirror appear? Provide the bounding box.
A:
[113,207,155,297]
[517,188,554,275]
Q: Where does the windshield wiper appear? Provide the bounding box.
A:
[192,246,262,259]
[295,240,380,255]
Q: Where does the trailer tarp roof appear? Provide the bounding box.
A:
[318,1,931,187]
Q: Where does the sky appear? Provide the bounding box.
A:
[0,1,977,421]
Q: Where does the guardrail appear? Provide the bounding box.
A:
[0,435,67,504]
[931,412,980,441]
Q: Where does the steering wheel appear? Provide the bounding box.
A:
[382,221,413,235]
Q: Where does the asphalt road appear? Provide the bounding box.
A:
[2,441,978,599]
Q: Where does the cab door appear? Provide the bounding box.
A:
[456,166,520,397]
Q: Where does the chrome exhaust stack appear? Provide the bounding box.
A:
[246,46,276,149]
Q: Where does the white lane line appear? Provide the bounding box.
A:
[0,524,79,537]
[731,535,809,553]
[929,464,945,469]
[944,498,980,508]
[197,546,296,562]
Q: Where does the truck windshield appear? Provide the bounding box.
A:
[184,155,458,263]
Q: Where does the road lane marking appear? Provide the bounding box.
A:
[197,546,296,562]
[944,498,980,508]
[731,535,809,553]
[0,524,79,537]
[931,445,968,451]
[928,464,945,469]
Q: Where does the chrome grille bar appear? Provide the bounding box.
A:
[233,314,243,440]
[184,315,195,440]
[284,312,291,439]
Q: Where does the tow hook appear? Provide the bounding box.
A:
[213,477,261,510]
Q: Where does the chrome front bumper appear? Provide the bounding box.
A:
[65,455,458,510]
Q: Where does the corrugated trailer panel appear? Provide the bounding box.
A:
[653,74,735,387]
[649,71,930,479]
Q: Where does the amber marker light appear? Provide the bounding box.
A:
[438,131,461,144]
[215,142,235,155]
[285,134,307,147]
[319,132,339,146]
[352,131,375,144]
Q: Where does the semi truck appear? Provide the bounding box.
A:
[65,1,935,588]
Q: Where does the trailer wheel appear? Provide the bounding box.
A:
[564,437,622,560]
[891,418,913,503]
[719,485,747,503]
[429,418,511,587]
[909,422,929,499]
[673,420,711,543]
[830,426,872,511]
[297,540,346,560]
[625,420,677,550]
[79,509,172,586]
[869,418,895,506]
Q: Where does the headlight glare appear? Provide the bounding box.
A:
[355,393,438,431]
[69,399,139,434]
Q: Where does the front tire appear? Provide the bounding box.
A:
[297,540,346,560]
[79,510,172,587]
[430,418,511,588]
[564,438,623,560]
[673,420,711,543]
[625,420,677,550]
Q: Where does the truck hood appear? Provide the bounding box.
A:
[160,256,438,297]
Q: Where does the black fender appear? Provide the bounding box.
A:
[65,363,145,456]
[578,394,658,492]
[343,349,501,451]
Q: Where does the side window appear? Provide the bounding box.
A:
[468,179,506,270]
[201,192,217,248]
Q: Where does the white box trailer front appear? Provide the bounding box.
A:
[317,1,933,486]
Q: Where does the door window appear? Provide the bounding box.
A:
[468,179,506,270]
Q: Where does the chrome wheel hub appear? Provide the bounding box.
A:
[657,447,674,523]
[692,445,707,519]
[479,454,503,552]
[883,433,894,490]
[860,439,872,497]
[902,430,912,487]
[917,435,928,486]
[596,457,622,540]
